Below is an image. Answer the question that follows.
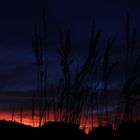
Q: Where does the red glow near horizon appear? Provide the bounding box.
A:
[0,111,99,133]
[0,111,122,134]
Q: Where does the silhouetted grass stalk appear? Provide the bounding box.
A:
[32,9,48,126]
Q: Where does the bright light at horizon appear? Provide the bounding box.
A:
[0,110,123,134]
[0,111,100,133]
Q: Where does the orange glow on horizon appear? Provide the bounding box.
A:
[0,111,120,134]
[0,111,96,133]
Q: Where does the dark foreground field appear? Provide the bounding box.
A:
[0,120,139,140]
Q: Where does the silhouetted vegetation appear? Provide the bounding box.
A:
[32,9,48,126]
[115,14,140,128]
[0,9,139,140]
[0,119,139,140]
[31,11,140,139]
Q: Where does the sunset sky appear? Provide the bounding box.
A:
[0,0,140,128]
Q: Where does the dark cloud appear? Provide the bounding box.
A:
[0,0,139,122]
